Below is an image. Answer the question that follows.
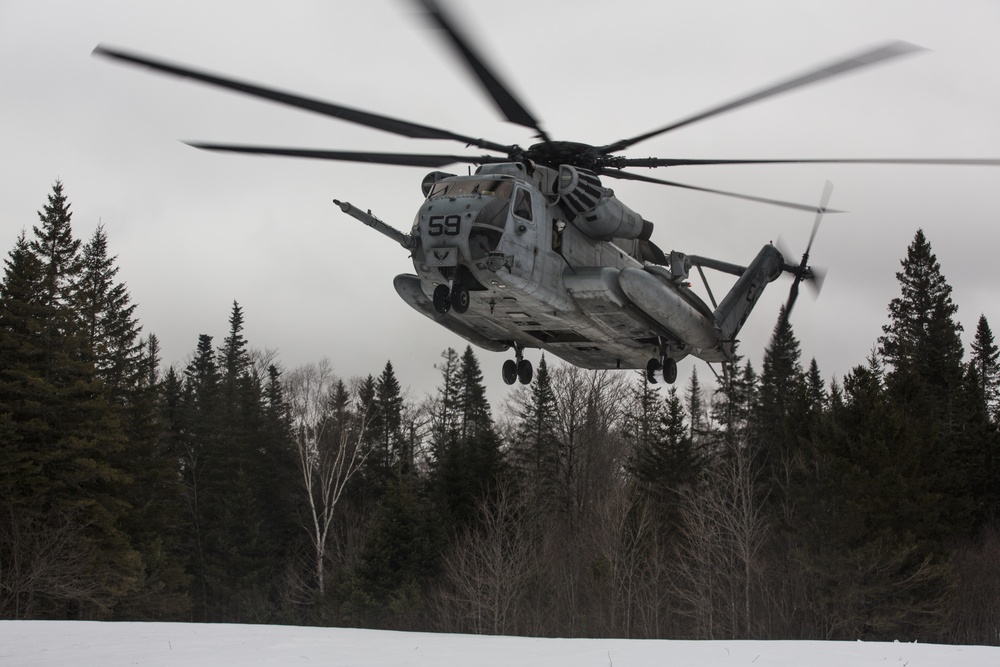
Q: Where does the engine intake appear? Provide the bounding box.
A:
[556,165,653,240]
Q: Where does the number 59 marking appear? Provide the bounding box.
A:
[428,215,461,237]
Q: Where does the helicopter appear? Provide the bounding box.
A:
[93,0,1000,386]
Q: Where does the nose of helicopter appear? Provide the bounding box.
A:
[418,195,510,261]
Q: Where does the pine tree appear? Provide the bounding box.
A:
[877,229,974,538]
[0,185,141,617]
[361,361,405,493]
[429,346,504,526]
[627,383,699,529]
[879,230,964,387]
[755,307,806,492]
[804,358,827,416]
[965,315,1000,525]
[30,180,81,324]
[178,333,220,619]
[686,366,707,446]
[711,353,757,448]
[77,225,142,404]
[112,333,192,620]
[970,314,1000,423]
[511,355,562,504]
[788,356,954,640]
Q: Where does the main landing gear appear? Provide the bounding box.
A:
[502,345,532,385]
[432,283,470,314]
[646,356,678,385]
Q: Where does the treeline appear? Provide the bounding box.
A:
[1,182,998,643]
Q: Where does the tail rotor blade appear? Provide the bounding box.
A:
[784,181,833,320]
[808,265,827,296]
[806,180,834,254]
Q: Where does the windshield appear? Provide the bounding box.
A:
[427,178,514,200]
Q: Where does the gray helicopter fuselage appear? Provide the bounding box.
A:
[391,162,761,371]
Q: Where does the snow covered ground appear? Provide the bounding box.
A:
[2,621,998,667]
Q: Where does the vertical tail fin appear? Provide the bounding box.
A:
[713,244,785,343]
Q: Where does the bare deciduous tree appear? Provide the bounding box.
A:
[437,482,534,635]
[0,506,132,618]
[673,442,771,639]
[285,360,373,596]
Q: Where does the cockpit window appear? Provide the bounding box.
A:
[513,188,533,221]
[427,178,513,200]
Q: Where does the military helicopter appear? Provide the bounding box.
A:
[93,0,1000,386]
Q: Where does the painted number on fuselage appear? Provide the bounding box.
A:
[428,215,462,237]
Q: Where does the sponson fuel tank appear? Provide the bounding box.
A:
[618,268,719,349]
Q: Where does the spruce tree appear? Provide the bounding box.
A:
[429,346,504,526]
[511,355,562,503]
[711,354,757,448]
[361,361,405,494]
[0,185,140,617]
[970,314,999,423]
[686,366,707,446]
[77,225,142,404]
[112,333,191,620]
[627,382,699,530]
[789,356,953,640]
[178,333,220,619]
[804,358,828,416]
[30,180,82,323]
[877,229,973,539]
[755,307,807,492]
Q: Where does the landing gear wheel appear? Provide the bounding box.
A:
[432,284,451,314]
[517,359,533,385]
[646,358,661,384]
[662,358,678,384]
[451,284,470,314]
[502,359,518,385]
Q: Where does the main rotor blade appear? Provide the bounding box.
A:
[414,0,549,142]
[805,180,834,253]
[186,143,507,168]
[601,41,925,154]
[93,44,514,154]
[613,156,1000,168]
[603,170,844,213]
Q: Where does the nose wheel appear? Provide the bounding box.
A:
[432,284,451,314]
[432,283,470,314]
[502,346,533,385]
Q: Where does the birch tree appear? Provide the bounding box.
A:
[285,360,373,595]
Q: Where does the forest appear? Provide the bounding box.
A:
[1,181,998,644]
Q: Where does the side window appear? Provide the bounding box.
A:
[513,188,533,221]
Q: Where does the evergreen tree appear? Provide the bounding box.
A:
[788,357,953,640]
[178,333,220,619]
[360,361,405,494]
[0,185,140,617]
[686,366,707,446]
[112,333,191,620]
[711,353,756,448]
[77,224,142,404]
[804,358,828,416]
[30,180,81,325]
[343,469,440,629]
[627,382,699,529]
[879,230,964,388]
[429,346,504,526]
[755,307,806,491]
[511,354,562,503]
[970,314,1000,423]
[877,229,974,538]
[966,315,1000,524]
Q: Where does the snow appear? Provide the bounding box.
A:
[2,622,997,667]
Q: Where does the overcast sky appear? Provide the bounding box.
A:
[2,0,999,404]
